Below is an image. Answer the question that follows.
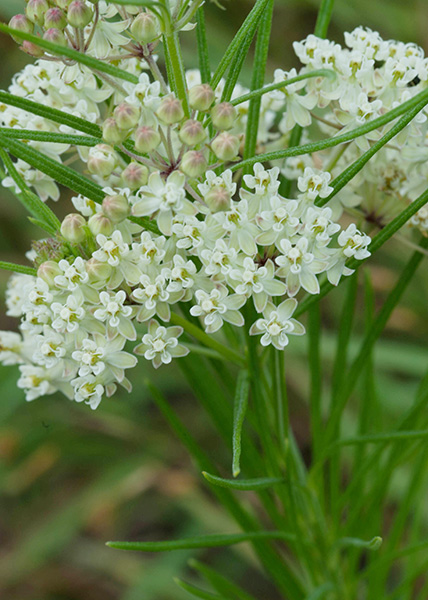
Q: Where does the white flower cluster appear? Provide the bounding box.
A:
[9,16,428,410]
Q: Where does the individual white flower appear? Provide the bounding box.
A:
[134,319,189,369]
[93,230,141,288]
[166,255,198,297]
[302,206,341,249]
[200,239,239,281]
[132,231,167,267]
[198,169,237,199]
[33,328,67,370]
[17,364,57,401]
[93,290,136,340]
[242,163,281,197]
[5,274,34,317]
[255,197,300,246]
[51,292,87,334]
[249,298,305,349]
[190,286,246,333]
[327,224,371,285]
[71,375,105,410]
[0,331,24,365]
[54,258,89,291]
[276,237,328,296]
[72,333,137,380]
[229,257,287,313]
[297,167,334,202]
[132,272,176,322]
[213,199,259,256]
[271,68,317,132]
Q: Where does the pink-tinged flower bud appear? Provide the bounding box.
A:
[130,11,160,43]
[60,213,87,243]
[37,260,62,287]
[44,7,67,29]
[88,213,114,236]
[211,102,237,130]
[211,132,240,161]
[122,162,148,189]
[8,15,34,44]
[22,40,45,57]
[113,102,140,130]
[55,0,72,9]
[67,0,93,28]
[179,119,207,146]
[102,117,126,145]
[87,144,117,176]
[102,194,130,223]
[134,125,161,153]
[188,84,215,111]
[156,96,184,125]
[26,0,49,26]
[204,185,231,213]
[86,257,112,283]
[43,28,67,46]
[180,151,208,178]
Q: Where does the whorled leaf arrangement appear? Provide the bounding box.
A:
[1,0,428,598]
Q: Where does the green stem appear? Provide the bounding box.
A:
[314,0,335,38]
[163,32,190,116]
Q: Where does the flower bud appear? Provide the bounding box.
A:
[113,102,140,130]
[156,96,184,125]
[102,194,130,223]
[130,11,160,43]
[67,0,93,28]
[180,151,208,178]
[37,260,62,287]
[102,117,126,145]
[134,125,161,153]
[44,7,67,29]
[86,258,112,283]
[188,84,215,111]
[43,28,67,46]
[87,144,117,176]
[122,162,149,189]
[61,213,87,243]
[26,0,49,26]
[211,132,240,161]
[55,0,72,8]
[211,102,237,130]
[204,185,231,213]
[88,213,114,236]
[8,15,34,44]
[22,40,45,57]
[179,119,207,146]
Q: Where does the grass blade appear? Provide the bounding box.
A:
[174,578,227,600]
[232,369,250,477]
[189,559,257,600]
[203,472,286,491]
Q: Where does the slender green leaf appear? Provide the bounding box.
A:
[174,578,227,600]
[107,530,296,552]
[163,32,190,115]
[0,24,139,84]
[196,8,211,83]
[314,0,335,38]
[1,128,101,147]
[0,90,102,137]
[203,472,286,491]
[336,536,382,551]
[231,369,250,477]
[189,559,257,600]
[0,260,36,276]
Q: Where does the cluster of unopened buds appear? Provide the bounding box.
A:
[2,4,426,409]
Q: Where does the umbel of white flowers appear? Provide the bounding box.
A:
[3,7,427,409]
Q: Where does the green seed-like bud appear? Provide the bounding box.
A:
[43,28,67,46]
[211,132,240,161]
[26,0,49,26]
[37,260,62,287]
[156,96,184,125]
[134,125,161,153]
[130,11,160,43]
[88,213,114,236]
[9,15,34,44]
[60,213,87,243]
[102,194,130,223]
[86,257,112,283]
[122,162,149,189]
[102,117,126,145]
[44,7,67,29]
[55,0,72,9]
[204,185,231,213]
[67,0,93,28]
[87,144,117,176]
[188,84,215,112]
[22,40,45,57]
[113,102,140,130]
[180,151,208,178]
[179,119,207,146]
[211,102,237,130]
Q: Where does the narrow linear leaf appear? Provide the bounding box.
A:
[174,578,227,600]
[196,8,211,83]
[337,536,383,551]
[0,91,102,137]
[0,260,37,276]
[314,0,335,38]
[231,369,250,477]
[334,429,428,448]
[202,472,286,491]
[189,559,257,600]
[106,531,296,552]
[0,24,139,84]
[1,128,101,147]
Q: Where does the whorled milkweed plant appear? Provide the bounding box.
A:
[1,0,428,597]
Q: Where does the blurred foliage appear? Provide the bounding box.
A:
[1,1,428,599]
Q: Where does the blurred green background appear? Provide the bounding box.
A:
[1,1,428,599]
